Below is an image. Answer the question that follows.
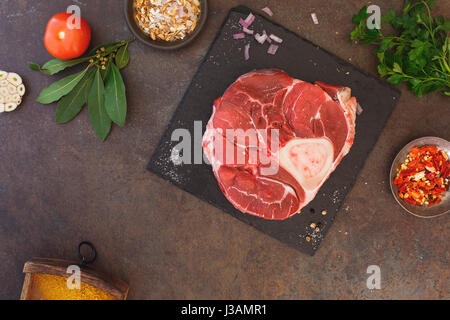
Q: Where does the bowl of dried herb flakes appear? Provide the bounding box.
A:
[124,0,208,50]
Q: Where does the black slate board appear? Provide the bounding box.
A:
[147,6,401,255]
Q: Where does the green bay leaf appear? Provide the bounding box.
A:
[104,63,127,126]
[42,57,90,75]
[55,68,96,124]
[36,67,89,104]
[115,45,130,69]
[88,69,111,141]
[29,62,45,72]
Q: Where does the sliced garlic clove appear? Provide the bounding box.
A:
[17,84,25,96]
[7,84,17,95]
[0,95,4,104]
[0,71,6,81]
[0,87,8,96]
[12,94,21,103]
[7,72,22,86]
[5,102,18,112]
[0,80,8,87]
[0,103,4,113]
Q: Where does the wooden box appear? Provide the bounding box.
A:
[21,258,129,300]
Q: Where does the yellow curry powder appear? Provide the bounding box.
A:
[30,273,115,300]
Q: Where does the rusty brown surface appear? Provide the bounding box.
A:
[0,0,448,299]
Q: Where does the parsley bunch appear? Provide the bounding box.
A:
[351,0,449,97]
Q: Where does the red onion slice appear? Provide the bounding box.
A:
[356,104,364,115]
[243,27,254,35]
[244,13,255,27]
[269,34,283,43]
[239,18,249,28]
[267,44,279,55]
[254,33,268,44]
[244,43,250,61]
[233,33,245,39]
[262,7,274,17]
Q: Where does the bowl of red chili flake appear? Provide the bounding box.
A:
[390,137,450,218]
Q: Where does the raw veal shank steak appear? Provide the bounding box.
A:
[202,69,358,220]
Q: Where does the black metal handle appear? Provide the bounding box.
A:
[78,241,97,266]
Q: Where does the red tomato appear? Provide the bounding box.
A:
[44,12,91,60]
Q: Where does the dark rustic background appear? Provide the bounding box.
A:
[0,0,448,299]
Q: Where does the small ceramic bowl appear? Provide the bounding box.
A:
[390,136,450,218]
[124,0,208,50]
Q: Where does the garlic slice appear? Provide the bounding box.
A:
[7,83,17,94]
[0,103,4,113]
[17,84,25,96]
[5,102,18,112]
[7,72,22,86]
[12,94,21,103]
